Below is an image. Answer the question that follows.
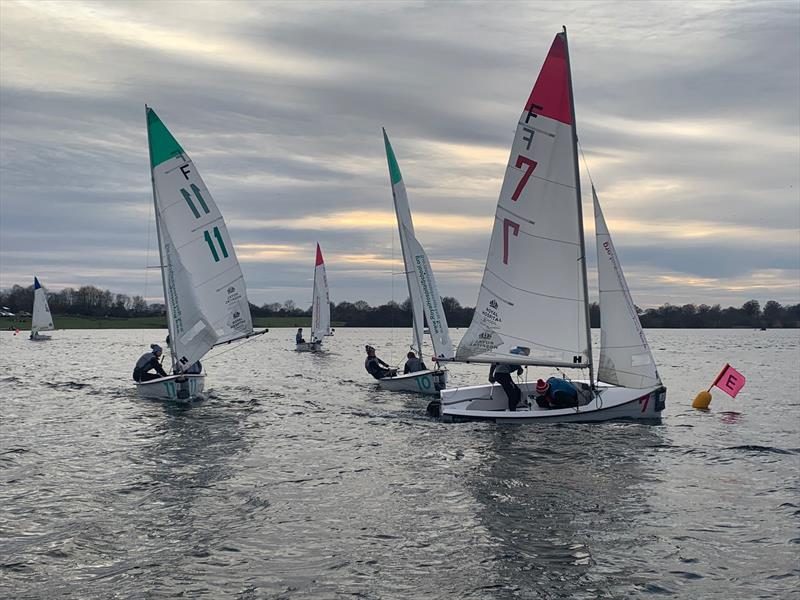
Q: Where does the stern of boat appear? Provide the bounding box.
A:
[379,370,446,396]
[136,374,205,402]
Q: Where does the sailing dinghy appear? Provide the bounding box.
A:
[377,130,454,395]
[296,243,331,352]
[29,276,54,341]
[137,106,262,402]
[435,29,666,422]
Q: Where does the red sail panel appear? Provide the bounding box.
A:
[524,33,572,125]
[315,243,324,266]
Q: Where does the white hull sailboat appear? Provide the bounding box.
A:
[379,369,448,395]
[296,244,331,353]
[136,373,205,402]
[136,106,261,402]
[377,130,454,396]
[434,29,666,423]
[29,276,54,341]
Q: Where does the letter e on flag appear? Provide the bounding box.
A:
[712,363,746,398]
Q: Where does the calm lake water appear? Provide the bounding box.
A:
[1,328,798,599]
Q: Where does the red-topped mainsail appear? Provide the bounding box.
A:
[524,33,572,126]
[315,243,324,266]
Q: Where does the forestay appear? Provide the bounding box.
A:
[311,243,331,341]
[593,186,661,388]
[147,107,253,371]
[456,33,590,367]
[32,276,54,333]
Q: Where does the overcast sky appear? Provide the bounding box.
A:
[1,0,798,309]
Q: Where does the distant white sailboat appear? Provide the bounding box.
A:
[436,29,666,422]
[377,129,454,395]
[136,106,263,402]
[29,276,54,341]
[296,243,331,352]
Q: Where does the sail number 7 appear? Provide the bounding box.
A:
[203,227,229,262]
[502,218,520,265]
[511,155,537,201]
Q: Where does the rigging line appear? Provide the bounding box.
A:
[203,329,268,362]
[142,191,155,347]
[577,139,596,190]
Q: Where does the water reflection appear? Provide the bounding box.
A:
[466,424,666,598]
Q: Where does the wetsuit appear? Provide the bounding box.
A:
[490,363,523,410]
[295,332,305,344]
[403,357,427,374]
[133,352,168,382]
[365,356,394,380]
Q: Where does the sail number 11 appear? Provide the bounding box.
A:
[203,227,229,262]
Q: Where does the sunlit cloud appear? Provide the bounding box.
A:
[230,210,490,233]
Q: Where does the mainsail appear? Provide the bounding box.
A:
[593,186,661,388]
[146,107,254,371]
[383,129,454,360]
[311,243,331,341]
[31,276,54,334]
[456,32,591,368]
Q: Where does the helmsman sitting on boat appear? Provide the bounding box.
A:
[403,351,427,374]
[133,344,168,382]
[533,378,581,409]
[365,345,396,379]
[295,328,306,344]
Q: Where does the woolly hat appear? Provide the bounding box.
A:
[535,378,549,394]
[150,344,163,354]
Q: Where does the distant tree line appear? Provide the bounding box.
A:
[0,284,155,317]
[1,283,798,328]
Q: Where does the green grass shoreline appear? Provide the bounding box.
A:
[0,316,342,330]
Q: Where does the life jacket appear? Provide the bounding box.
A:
[546,377,579,408]
[365,356,383,378]
[404,357,425,373]
[133,352,157,381]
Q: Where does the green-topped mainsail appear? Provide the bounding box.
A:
[382,128,403,185]
[147,107,184,168]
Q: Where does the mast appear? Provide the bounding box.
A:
[145,104,176,370]
[562,26,595,387]
[383,128,423,357]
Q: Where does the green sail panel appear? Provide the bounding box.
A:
[147,107,185,168]
[382,128,403,185]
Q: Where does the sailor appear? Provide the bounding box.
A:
[295,328,306,344]
[403,351,427,374]
[534,379,553,408]
[133,344,168,382]
[186,360,202,374]
[364,345,396,379]
[533,377,579,409]
[488,348,528,411]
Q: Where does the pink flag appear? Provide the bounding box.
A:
[711,363,746,398]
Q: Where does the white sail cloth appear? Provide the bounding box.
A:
[32,277,54,333]
[593,187,661,388]
[384,130,454,361]
[402,224,454,360]
[456,33,589,367]
[148,108,253,371]
[311,244,331,341]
